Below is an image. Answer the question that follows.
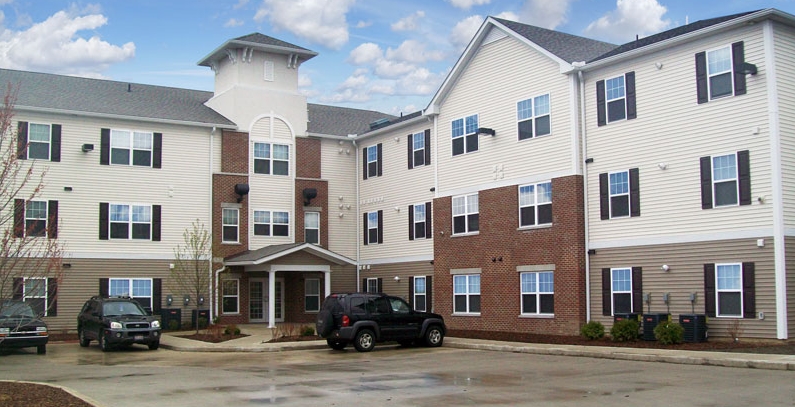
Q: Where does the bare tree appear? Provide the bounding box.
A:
[0,84,64,343]
[171,219,211,333]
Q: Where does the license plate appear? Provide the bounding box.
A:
[135,335,143,341]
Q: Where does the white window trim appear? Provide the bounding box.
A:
[253,209,291,237]
[110,129,153,167]
[412,132,426,167]
[109,278,153,310]
[610,267,633,315]
[222,208,239,243]
[608,170,630,219]
[25,200,48,238]
[516,93,551,140]
[605,75,627,124]
[366,277,379,293]
[264,60,275,82]
[452,193,479,236]
[413,276,427,312]
[451,114,479,156]
[716,262,743,318]
[27,122,51,160]
[706,44,734,101]
[253,142,290,176]
[222,279,240,315]
[109,203,153,240]
[413,203,427,239]
[453,274,481,315]
[305,278,320,312]
[366,145,379,178]
[367,211,379,243]
[520,271,554,317]
[518,182,552,228]
[305,212,320,244]
[711,153,739,208]
[22,277,49,316]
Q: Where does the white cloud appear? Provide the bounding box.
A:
[322,88,371,103]
[518,0,570,30]
[355,20,372,28]
[385,40,445,64]
[584,0,670,43]
[446,0,490,10]
[449,15,483,49]
[391,11,425,32]
[494,11,519,21]
[373,58,416,78]
[369,83,394,95]
[234,0,249,10]
[0,10,135,76]
[347,42,383,65]
[254,0,354,50]
[338,71,369,90]
[224,18,244,27]
[395,67,445,95]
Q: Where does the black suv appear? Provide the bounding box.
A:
[0,299,48,354]
[77,296,161,351]
[316,292,445,352]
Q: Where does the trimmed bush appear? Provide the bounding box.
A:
[610,319,639,342]
[168,320,180,331]
[300,326,315,337]
[580,321,605,340]
[654,321,685,345]
[224,324,241,336]
[198,317,208,329]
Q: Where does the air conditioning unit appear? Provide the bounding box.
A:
[614,313,642,337]
[679,314,708,342]
[642,313,671,341]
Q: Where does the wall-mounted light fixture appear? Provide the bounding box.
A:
[235,183,249,203]
[477,127,496,137]
[303,188,317,206]
[198,295,205,306]
[81,143,94,152]
[661,264,670,272]
[184,295,190,306]
[738,62,758,75]
[584,157,594,164]
[166,295,173,306]
[62,263,72,269]
[393,276,400,282]
[587,249,596,255]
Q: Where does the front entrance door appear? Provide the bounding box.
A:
[249,278,284,323]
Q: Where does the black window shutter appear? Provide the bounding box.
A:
[14,199,25,238]
[48,200,58,239]
[51,124,62,162]
[596,80,606,126]
[100,128,110,165]
[13,278,23,300]
[631,267,642,313]
[425,201,432,239]
[704,264,716,317]
[47,278,58,316]
[742,262,755,318]
[376,143,383,177]
[153,278,162,313]
[377,210,384,244]
[377,278,383,293]
[700,156,713,209]
[17,121,28,160]
[408,277,414,307]
[427,276,433,311]
[599,173,609,220]
[629,168,640,217]
[737,150,752,206]
[625,72,637,120]
[362,148,367,180]
[99,202,109,240]
[99,278,109,297]
[695,52,708,104]
[407,134,414,169]
[362,278,367,291]
[152,205,162,241]
[363,212,368,245]
[601,268,611,316]
[408,204,415,240]
[153,132,163,169]
[732,41,747,96]
[424,129,431,165]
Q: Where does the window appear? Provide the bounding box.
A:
[264,60,274,81]
[222,279,239,314]
[453,274,480,314]
[601,267,641,316]
[109,278,153,310]
[696,42,748,104]
[363,144,382,179]
[14,199,58,239]
[519,182,552,227]
[408,130,431,169]
[305,212,319,244]
[25,201,47,237]
[409,202,432,240]
[596,72,636,126]
[253,210,289,237]
[109,204,152,239]
[599,168,640,219]
[111,129,153,166]
[27,123,51,159]
[452,114,478,156]
[222,208,239,243]
[700,151,751,209]
[365,278,381,293]
[17,122,61,162]
[12,277,57,317]
[452,193,479,235]
[704,262,754,318]
[517,94,551,140]
[413,276,427,312]
[253,142,289,176]
[305,278,320,312]
[521,272,554,315]
[363,210,383,245]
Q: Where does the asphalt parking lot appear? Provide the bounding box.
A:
[2,342,795,406]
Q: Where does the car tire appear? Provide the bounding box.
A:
[317,310,334,337]
[327,339,347,350]
[98,330,111,352]
[148,341,160,350]
[37,344,46,355]
[353,329,375,352]
[424,325,444,347]
[78,329,90,347]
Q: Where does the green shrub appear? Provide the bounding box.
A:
[654,321,685,345]
[580,321,605,340]
[300,325,315,337]
[198,317,208,329]
[224,324,241,336]
[610,319,639,342]
[168,320,180,331]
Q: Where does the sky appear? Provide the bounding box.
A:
[1,0,794,116]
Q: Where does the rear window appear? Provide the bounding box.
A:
[349,297,366,314]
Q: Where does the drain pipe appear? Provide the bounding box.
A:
[578,69,592,322]
[350,135,360,291]
[214,265,226,319]
[209,126,216,322]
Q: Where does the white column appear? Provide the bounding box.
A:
[324,270,331,298]
[268,270,276,328]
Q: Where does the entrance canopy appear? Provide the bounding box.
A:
[224,242,356,267]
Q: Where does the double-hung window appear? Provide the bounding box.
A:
[519,182,552,227]
[411,132,426,167]
[599,169,640,219]
[363,144,383,179]
[111,130,153,166]
[305,278,320,312]
[452,114,478,156]
[27,123,51,160]
[304,212,319,244]
[413,276,427,312]
[254,142,289,175]
[705,262,754,318]
[110,204,152,239]
[25,200,48,237]
[716,263,742,317]
[366,278,380,293]
[109,278,153,310]
[696,42,749,103]
[611,268,632,314]
[700,151,751,209]
[520,272,554,315]
[222,208,239,243]
[222,279,239,314]
[408,202,432,240]
[452,193,479,235]
[596,72,636,126]
[517,94,551,140]
[253,210,290,237]
[17,121,61,162]
[14,199,58,239]
[601,267,642,316]
[713,153,738,206]
[453,274,480,314]
[364,211,382,245]
[609,171,629,218]
[707,46,733,99]
[23,277,48,316]
[605,76,626,122]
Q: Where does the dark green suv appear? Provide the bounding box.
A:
[316,292,445,352]
[77,296,161,351]
[0,299,48,354]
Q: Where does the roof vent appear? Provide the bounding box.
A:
[369,118,390,130]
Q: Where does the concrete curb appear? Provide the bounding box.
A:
[159,340,328,353]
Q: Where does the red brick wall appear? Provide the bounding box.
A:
[296,137,321,178]
[294,179,329,247]
[212,174,249,259]
[221,130,249,174]
[433,175,586,337]
[216,268,250,326]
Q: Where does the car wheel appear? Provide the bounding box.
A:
[98,330,111,352]
[317,310,334,337]
[425,325,444,347]
[326,339,347,350]
[148,341,160,350]
[353,329,375,352]
[37,344,46,355]
[78,329,90,347]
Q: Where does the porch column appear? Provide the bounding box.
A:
[324,270,331,298]
[268,270,276,328]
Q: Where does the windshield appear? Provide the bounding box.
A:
[0,300,36,317]
[103,301,146,316]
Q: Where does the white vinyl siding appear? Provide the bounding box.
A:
[774,24,795,226]
[321,138,357,258]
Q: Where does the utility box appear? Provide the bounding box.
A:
[642,313,671,341]
[679,314,708,342]
[191,309,210,329]
[160,308,181,330]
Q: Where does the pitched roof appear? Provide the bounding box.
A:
[588,10,760,63]
[492,17,617,63]
[307,103,396,136]
[224,242,355,266]
[198,33,317,67]
[232,33,315,53]
[2,68,235,127]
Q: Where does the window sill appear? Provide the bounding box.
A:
[221,242,241,245]
[221,313,241,316]
[451,231,479,238]
[452,313,481,317]
[519,314,555,319]
[518,133,552,142]
[518,224,552,231]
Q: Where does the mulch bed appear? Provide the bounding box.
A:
[0,381,93,407]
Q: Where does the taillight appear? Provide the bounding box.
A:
[342,315,350,327]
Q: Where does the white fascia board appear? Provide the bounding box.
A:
[15,105,237,130]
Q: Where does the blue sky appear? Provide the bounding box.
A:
[1,0,794,115]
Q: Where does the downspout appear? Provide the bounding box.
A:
[209,126,216,321]
[578,69,592,322]
[351,135,360,291]
[214,266,226,319]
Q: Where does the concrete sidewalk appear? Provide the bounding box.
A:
[159,325,795,371]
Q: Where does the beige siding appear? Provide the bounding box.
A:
[775,23,795,226]
[787,237,795,338]
[436,33,577,196]
[589,238,778,339]
[320,138,357,258]
[329,264,358,293]
[585,25,774,245]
